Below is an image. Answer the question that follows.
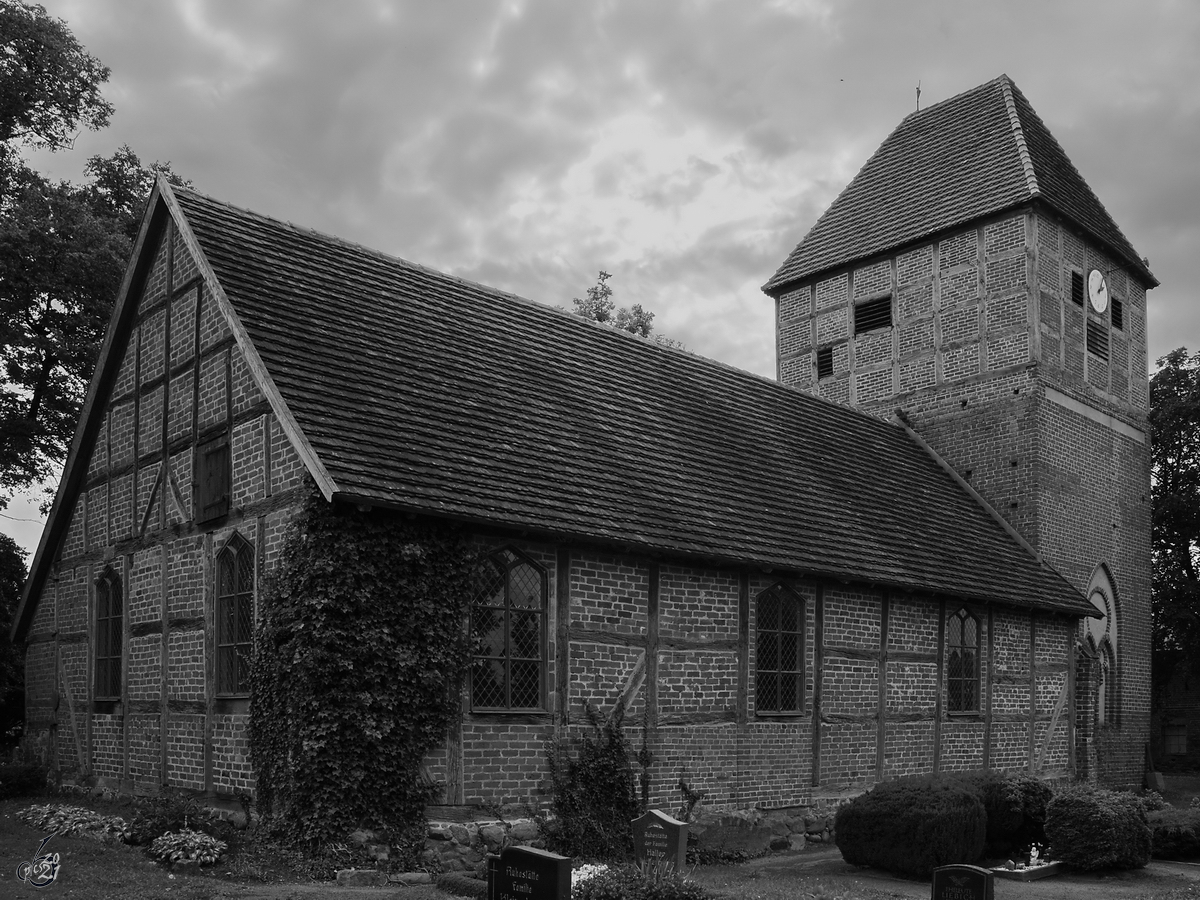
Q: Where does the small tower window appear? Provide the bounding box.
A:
[1111,297,1124,332]
[1071,271,1085,306]
[817,347,834,380]
[854,296,892,335]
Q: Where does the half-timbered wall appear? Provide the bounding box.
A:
[426,543,1076,810]
[21,218,308,799]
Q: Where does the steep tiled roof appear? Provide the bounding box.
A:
[172,187,1088,616]
[764,75,1156,293]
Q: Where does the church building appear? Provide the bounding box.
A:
[12,75,1154,814]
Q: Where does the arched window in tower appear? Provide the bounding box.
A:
[1085,564,1119,726]
[470,548,545,711]
[946,608,980,713]
[216,533,255,696]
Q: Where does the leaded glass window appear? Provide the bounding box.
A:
[217,533,254,696]
[95,568,123,699]
[947,608,980,713]
[470,549,545,711]
[755,584,804,714]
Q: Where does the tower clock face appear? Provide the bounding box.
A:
[1088,268,1109,314]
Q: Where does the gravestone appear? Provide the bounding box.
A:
[488,845,571,900]
[632,809,688,872]
[931,864,993,900]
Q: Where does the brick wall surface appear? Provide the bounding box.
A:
[169,287,197,371]
[167,715,206,790]
[570,553,647,636]
[128,714,161,785]
[461,723,554,806]
[736,721,811,807]
[212,714,253,794]
[569,641,644,719]
[126,636,161,703]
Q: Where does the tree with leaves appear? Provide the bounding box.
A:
[0,533,27,746]
[0,0,112,176]
[1150,348,1200,661]
[572,270,683,348]
[0,2,187,509]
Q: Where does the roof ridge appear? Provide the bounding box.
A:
[174,188,915,441]
[900,73,1007,122]
[999,76,1040,198]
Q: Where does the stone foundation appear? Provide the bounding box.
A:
[422,818,544,878]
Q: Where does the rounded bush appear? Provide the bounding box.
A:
[1045,784,1151,871]
[1149,807,1200,860]
[0,765,47,800]
[835,776,986,878]
[950,769,1052,854]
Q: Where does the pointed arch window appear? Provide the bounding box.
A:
[217,533,254,696]
[755,583,805,715]
[1086,565,1119,727]
[946,608,980,713]
[470,549,545,712]
[95,568,123,699]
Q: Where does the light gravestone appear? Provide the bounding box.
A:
[632,809,688,872]
[487,845,571,900]
[931,864,994,900]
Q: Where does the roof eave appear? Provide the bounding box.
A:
[329,490,1095,619]
[1029,196,1160,289]
[761,200,1042,299]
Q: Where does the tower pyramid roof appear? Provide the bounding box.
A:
[764,75,1156,293]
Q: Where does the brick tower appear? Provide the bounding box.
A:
[763,75,1156,787]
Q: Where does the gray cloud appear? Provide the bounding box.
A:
[7,0,1198,555]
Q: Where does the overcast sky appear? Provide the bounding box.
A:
[4,0,1198,558]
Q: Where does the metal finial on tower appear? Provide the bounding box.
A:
[916,81,922,111]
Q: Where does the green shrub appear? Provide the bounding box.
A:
[127,789,231,845]
[949,769,1052,855]
[1141,789,1170,812]
[148,828,228,866]
[1045,784,1151,870]
[544,704,642,861]
[0,764,46,799]
[17,804,130,841]
[1150,807,1200,859]
[572,863,711,900]
[835,776,986,878]
[249,491,476,849]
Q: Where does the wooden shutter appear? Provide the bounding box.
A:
[197,437,231,522]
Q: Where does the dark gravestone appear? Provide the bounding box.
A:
[632,809,688,872]
[931,864,993,900]
[488,845,571,900]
